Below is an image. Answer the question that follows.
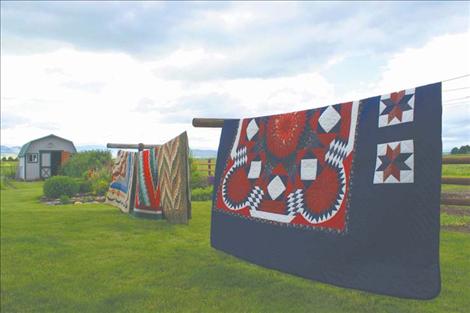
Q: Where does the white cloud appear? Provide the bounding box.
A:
[0,47,336,149]
[338,31,470,151]
[1,29,469,152]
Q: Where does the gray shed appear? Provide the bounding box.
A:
[16,134,77,181]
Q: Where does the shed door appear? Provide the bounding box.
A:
[41,152,51,178]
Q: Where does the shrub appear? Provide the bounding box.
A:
[191,186,213,201]
[60,150,113,178]
[43,176,79,198]
[92,179,109,196]
[59,195,71,204]
[77,179,92,194]
[191,171,209,189]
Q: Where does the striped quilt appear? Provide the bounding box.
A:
[134,147,163,219]
[157,131,191,223]
[106,150,136,213]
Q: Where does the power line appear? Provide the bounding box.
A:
[443,95,470,103]
[444,101,470,107]
[442,74,470,83]
[443,86,470,92]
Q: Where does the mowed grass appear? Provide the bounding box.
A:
[441,184,470,192]
[442,164,470,177]
[2,183,470,313]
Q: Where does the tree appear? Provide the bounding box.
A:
[450,145,470,154]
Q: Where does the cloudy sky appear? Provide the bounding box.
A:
[1,1,469,151]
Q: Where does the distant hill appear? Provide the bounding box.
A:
[76,145,108,152]
[0,145,21,157]
[0,144,217,159]
[191,149,217,159]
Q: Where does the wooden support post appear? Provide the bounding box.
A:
[192,118,225,128]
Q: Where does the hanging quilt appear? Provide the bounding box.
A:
[106,150,136,213]
[157,131,191,224]
[211,82,442,299]
[134,147,163,219]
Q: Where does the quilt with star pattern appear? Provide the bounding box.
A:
[211,82,442,299]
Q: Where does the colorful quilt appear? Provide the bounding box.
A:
[106,150,136,213]
[134,147,163,219]
[157,131,191,224]
[211,83,442,299]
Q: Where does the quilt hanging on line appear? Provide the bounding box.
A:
[106,150,136,213]
[157,131,192,224]
[211,82,442,299]
[134,147,163,219]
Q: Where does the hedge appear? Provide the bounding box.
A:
[43,176,79,198]
[191,186,213,201]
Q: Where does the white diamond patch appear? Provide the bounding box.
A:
[319,106,341,133]
[300,158,317,180]
[246,119,259,141]
[267,176,285,200]
[247,160,262,179]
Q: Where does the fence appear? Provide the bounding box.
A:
[193,156,470,205]
[193,159,216,177]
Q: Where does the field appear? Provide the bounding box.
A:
[1,182,470,313]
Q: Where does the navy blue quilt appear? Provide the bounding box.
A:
[211,82,441,299]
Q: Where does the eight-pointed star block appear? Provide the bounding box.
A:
[378,88,415,128]
[374,139,414,184]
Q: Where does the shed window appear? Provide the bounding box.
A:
[27,154,38,163]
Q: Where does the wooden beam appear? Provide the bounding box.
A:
[441,177,470,185]
[442,156,470,164]
[192,118,225,128]
[106,143,160,151]
[441,197,470,206]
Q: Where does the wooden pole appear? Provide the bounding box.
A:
[106,143,160,150]
[442,156,470,164]
[192,118,225,128]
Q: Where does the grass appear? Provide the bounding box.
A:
[441,184,470,192]
[2,182,470,312]
[441,213,470,227]
[442,164,470,177]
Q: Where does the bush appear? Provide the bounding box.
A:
[191,171,209,189]
[43,176,79,198]
[191,186,213,201]
[77,179,92,194]
[59,195,71,204]
[92,179,109,196]
[60,150,113,178]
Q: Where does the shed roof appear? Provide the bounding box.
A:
[18,134,77,157]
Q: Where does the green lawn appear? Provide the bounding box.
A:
[441,184,470,192]
[442,164,470,177]
[1,182,470,313]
